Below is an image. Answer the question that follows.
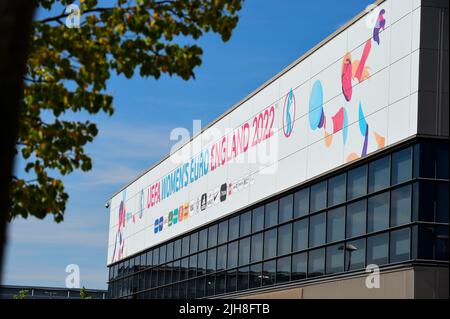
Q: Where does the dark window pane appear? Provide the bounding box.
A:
[326,244,344,274]
[190,233,198,254]
[206,275,215,296]
[238,237,250,266]
[187,279,196,299]
[251,233,263,263]
[199,229,208,251]
[189,255,196,279]
[180,258,188,281]
[197,252,207,276]
[293,219,308,252]
[308,248,325,277]
[368,192,390,232]
[278,224,292,256]
[348,165,367,200]
[279,194,293,223]
[166,242,174,262]
[172,260,180,282]
[146,251,153,267]
[174,240,181,260]
[327,207,345,242]
[390,228,410,263]
[264,229,277,259]
[276,256,291,283]
[292,252,307,280]
[252,206,264,232]
[265,200,278,228]
[309,213,326,247]
[217,245,227,271]
[367,233,388,265]
[153,248,160,266]
[240,211,252,237]
[229,216,240,241]
[347,199,366,238]
[328,174,346,206]
[392,147,412,185]
[179,281,188,299]
[369,156,390,193]
[436,226,449,261]
[226,269,237,293]
[249,263,262,289]
[262,260,276,286]
[436,143,449,179]
[215,272,226,295]
[310,181,327,212]
[208,225,218,248]
[294,188,310,218]
[207,248,216,273]
[172,283,179,299]
[391,185,411,227]
[218,221,228,245]
[196,277,205,298]
[182,236,190,257]
[417,225,434,259]
[237,267,249,291]
[227,241,238,269]
[436,183,449,223]
[345,238,366,271]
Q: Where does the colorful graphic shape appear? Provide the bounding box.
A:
[309,80,324,130]
[283,89,296,137]
[373,9,386,45]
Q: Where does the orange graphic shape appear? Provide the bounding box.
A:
[346,153,359,162]
[325,131,333,147]
[374,132,385,149]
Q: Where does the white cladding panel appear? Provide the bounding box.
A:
[107,0,422,265]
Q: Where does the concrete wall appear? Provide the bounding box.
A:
[417,0,449,137]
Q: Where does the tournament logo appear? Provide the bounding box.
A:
[220,183,227,202]
[283,89,296,138]
[200,193,207,211]
[213,187,220,205]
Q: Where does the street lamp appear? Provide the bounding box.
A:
[338,244,358,271]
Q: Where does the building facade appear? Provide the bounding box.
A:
[106,0,449,299]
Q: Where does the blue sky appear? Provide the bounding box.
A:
[4,0,374,289]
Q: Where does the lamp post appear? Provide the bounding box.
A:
[338,244,358,271]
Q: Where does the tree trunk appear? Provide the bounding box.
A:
[0,0,36,283]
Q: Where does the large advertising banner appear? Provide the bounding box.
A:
[107,0,422,265]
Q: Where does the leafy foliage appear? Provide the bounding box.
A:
[13,289,29,299]
[79,286,92,299]
[11,0,242,222]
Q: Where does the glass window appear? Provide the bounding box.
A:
[153,248,160,266]
[206,248,216,273]
[172,260,180,282]
[205,275,215,296]
[326,244,344,274]
[278,224,292,256]
[367,233,388,265]
[199,229,208,251]
[217,245,227,271]
[229,216,240,241]
[146,251,153,267]
[436,183,449,223]
[369,156,390,193]
[436,226,449,261]
[310,181,327,212]
[227,241,238,269]
[182,236,190,257]
[279,194,293,223]
[347,165,367,200]
[292,252,307,280]
[265,200,278,228]
[308,248,325,277]
[238,237,250,266]
[166,242,174,262]
[368,192,390,233]
[237,266,249,291]
[208,224,218,248]
[249,263,262,289]
[345,238,366,271]
[252,206,264,232]
[328,174,346,206]
[179,281,188,299]
[226,269,237,293]
[293,219,308,252]
[215,272,226,295]
[391,185,411,227]
[218,221,228,245]
[294,188,310,218]
[309,213,326,247]
[276,256,291,283]
[436,143,449,179]
[347,199,366,238]
[264,228,277,259]
[262,260,276,286]
[159,245,166,265]
[251,233,263,262]
[180,258,188,281]
[240,211,252,237]
[190,233,198,254]
[174,239,181,260]
[187,279,196,298]
[197,252,207,276]
[327,207,345,242]
[392,147,412,185]
[188,255,197,278]
[390,228,410,263]
[196,277,205,298]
